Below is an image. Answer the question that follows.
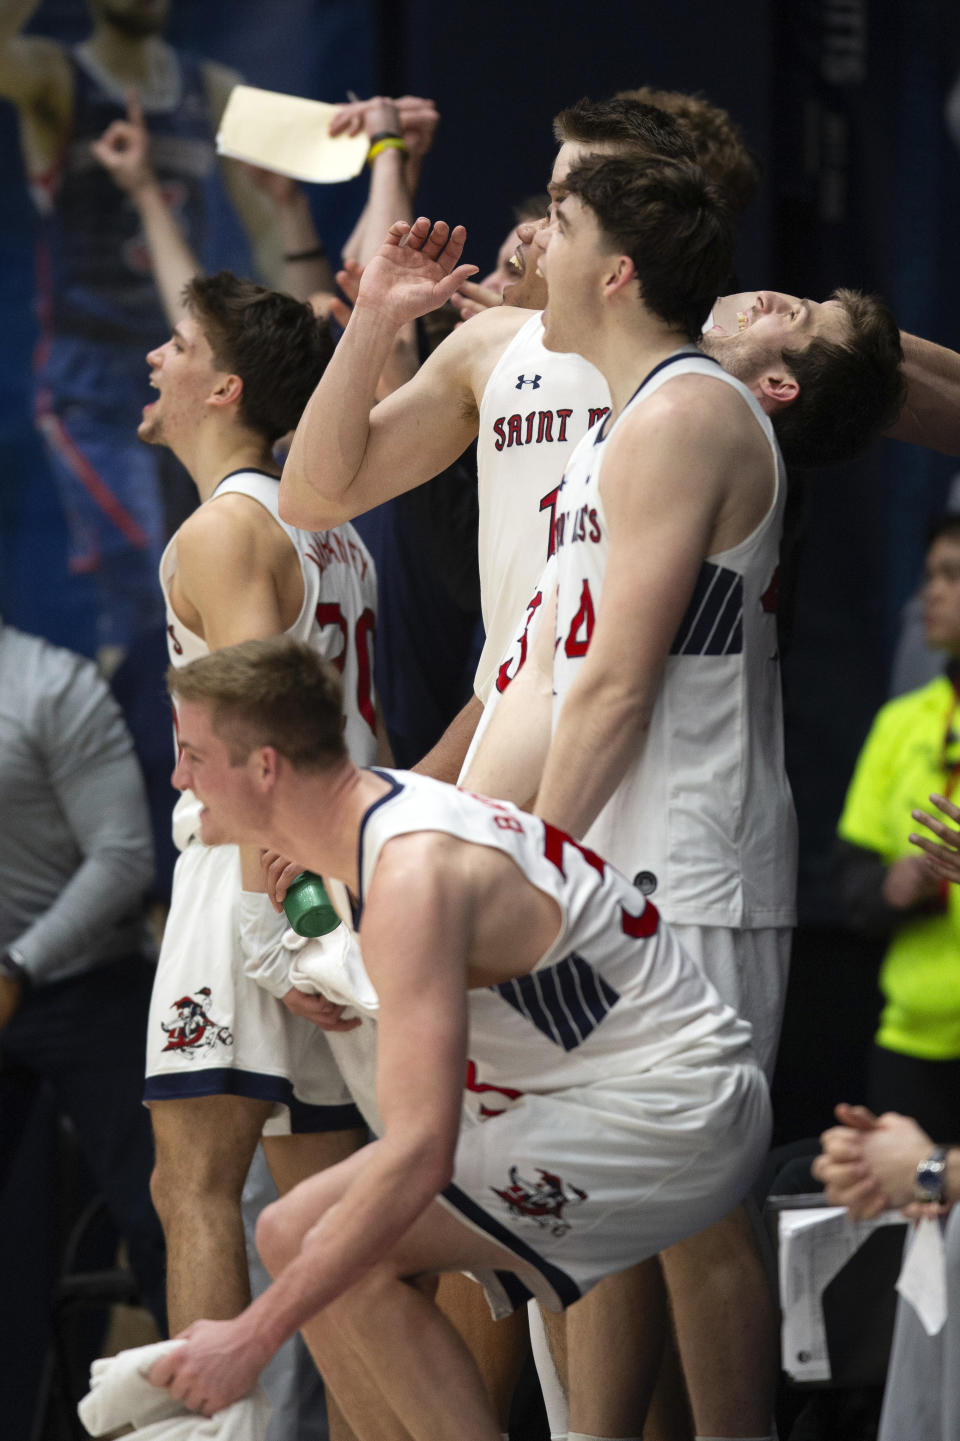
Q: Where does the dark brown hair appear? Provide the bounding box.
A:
[184,272,334,443]
[562,152,732,340]
[553,96,695,163]
[774,289,906,469]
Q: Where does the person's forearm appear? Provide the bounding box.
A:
[236,1133,449,1355]
[414,694,483,784]
[12,842,153,982]
[888,332,960,456]
[134,178,200,325]
[280,300,402,528]
[275,187,334,299]
[461,674,552,805]
[535,677,652,837]
[355,147,411,267]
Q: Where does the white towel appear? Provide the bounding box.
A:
[286,924,379,1016]
[78,1339,271,1439]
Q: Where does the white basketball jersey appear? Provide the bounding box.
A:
[475,312,610,702]
[161,468,378,849]
[354,769,753,1109]
[552,353,797,928]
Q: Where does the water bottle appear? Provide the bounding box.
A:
[282,872,341,938]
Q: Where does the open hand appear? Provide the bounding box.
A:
[910,791,960,884]
[357,217,477,327]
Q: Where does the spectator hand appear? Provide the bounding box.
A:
[282,987,361,1031]
[357,217,477,327]
[329,95,401,141]
[881,853,943,909]
[449,279,504,323]
[90,90,154,194]
[910,792,960,884]
[394,95,440,158]
[813,1105,942,1218]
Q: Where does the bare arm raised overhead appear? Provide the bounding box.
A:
[280,216,488,530]
[0,1,72,167]
[91,91,197,326]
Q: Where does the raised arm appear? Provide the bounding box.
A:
[203,60,287,288]
[887,332,960,456]
[0,1,71,168]
[279,219,488,530]
[336,94,439,262]
[236,165,335,301]
[91,91,197,325]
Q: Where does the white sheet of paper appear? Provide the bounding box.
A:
[215,85,368,183]
[896,1216,947,1336]
[777,1206,907,1382]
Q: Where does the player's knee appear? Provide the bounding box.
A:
[255,1196,300,1276]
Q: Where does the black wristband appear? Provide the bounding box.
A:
[283,245,327,263]
[367,130,402,146]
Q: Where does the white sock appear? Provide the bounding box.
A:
[527,1299,569,1440]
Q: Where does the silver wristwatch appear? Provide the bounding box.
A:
[914,1145,949,1204]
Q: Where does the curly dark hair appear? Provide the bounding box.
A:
[616,87,760,216]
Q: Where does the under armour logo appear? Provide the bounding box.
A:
[516,374,542,390]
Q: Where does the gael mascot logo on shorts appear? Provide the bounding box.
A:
[493,1165,588,1237]
[160,987,233,1056]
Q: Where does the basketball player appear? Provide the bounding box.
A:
[0,0,302,663]
[278,97,913,775]
[276,95,910,1438]
[144,635,770,1441]
[137,271,379,1399]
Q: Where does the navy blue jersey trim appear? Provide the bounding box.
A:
[494,953,620,1051]
[670,561,744,656]
[595,347,709,444]
[143,1068,363,1134]
[442,1181,582,1309]
[353,769,405,927]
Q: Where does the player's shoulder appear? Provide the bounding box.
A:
[177,489,280,561]
[436,304,534,373]
[0,31,72,110]
[616,365,759,449]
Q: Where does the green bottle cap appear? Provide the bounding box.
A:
[282,872,341,938]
